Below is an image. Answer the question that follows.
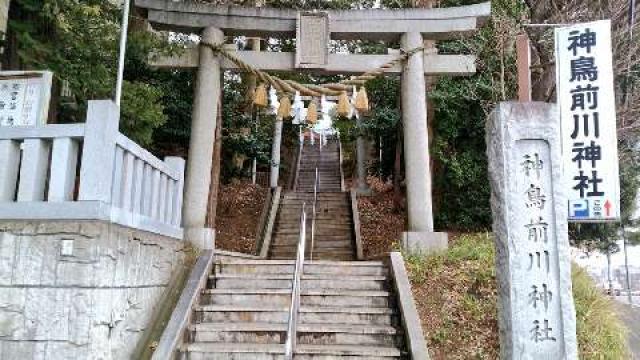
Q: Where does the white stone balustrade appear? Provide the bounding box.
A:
[0,100,185,239]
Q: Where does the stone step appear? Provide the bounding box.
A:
[296,183,341,186]
[202,287,391,308]
[274,219,352,227]
[211,273,386,291]
[298,175,340,178]
[283,194,347,200]
[276,225,352,231]
[297,178,340,182]
[271,242,353,253]
[272,238,354,246]
[189,322,286,344]
[300,289,392,307]
[188,323,401,347]
[277,208,351,215]
[202,288,291,306]
[270,253,355,261]
[281,199,347,205]
[211,273,292,289]
[299,155,339,158]
[297,324,401,347]
[269,248,356,261]
[297,176,341,180]
[268,250,355,261]
[271,238,353,247]
[182,342,285,360]
[295,344,402,359]
[194,305,289,323]
[271,231,352,237]
[269,247,355,256]
[298,168,340,171]
[299,157,339,160]
[297,187,342,191]
[299,306,397,326]
[274,221,352,228]
[274,228,352,235]
[271,239,353,248]
[284,191,346,195]
[278,207,349,214]
[296,181,341,184]
[214,260,385,276]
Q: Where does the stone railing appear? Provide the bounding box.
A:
[0,100,185,239]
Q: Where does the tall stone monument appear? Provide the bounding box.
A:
[487,102,578,359]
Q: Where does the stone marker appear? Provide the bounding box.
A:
[487,102,578,359]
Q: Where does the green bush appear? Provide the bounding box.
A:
[573,265,629,360]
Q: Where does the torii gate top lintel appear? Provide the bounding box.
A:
[135,0,491,41]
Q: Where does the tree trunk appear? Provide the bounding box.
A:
[3,0,22,70]
[393,124,403,211]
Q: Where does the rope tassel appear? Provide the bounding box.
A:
[306,101,318,124]
[337,91,350,118]
[355,86,369,113]
[277,95,292,120]
[253,83,268,108]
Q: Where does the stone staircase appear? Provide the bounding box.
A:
[159,136,426,360]
[295,139,343,192]
[270,192,355,261]
[270,138,356,261]
[180,258,407,359]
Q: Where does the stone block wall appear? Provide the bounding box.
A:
[0,220,186,359]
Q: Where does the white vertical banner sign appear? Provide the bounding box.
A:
[555,20,621,222]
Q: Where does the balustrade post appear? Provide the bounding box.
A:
[0,140,20,201]
[165,157,185,228]
[48,137,80,201]
[17,139,51,201]
[78,100,119,203]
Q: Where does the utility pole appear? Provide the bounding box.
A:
[516,33,532,102]
[115,0,131,107]
[621,226,633,304]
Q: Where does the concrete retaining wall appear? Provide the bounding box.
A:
[0,220,186,359]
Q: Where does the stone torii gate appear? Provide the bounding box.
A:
[135,0,491,251]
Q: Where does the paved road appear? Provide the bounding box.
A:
[614,301,640,359]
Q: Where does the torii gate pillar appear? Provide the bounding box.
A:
[182,26,223,249]
[400,31,448,253]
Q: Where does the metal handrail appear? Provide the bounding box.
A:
[284,203,307,359]
[310,167,318,261]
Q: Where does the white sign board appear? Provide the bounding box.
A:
[0,71,53,127]
[555,20,620,222]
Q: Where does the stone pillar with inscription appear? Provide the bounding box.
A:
[183,27,223,249]
[487,102,578,359]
